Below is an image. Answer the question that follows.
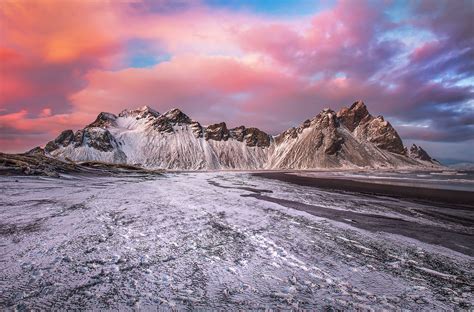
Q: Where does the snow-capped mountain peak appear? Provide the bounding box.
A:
[41,102,441,170]
[118,105,160,119]
[163,108,192,124]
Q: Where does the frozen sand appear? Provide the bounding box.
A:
[0,172,472,310]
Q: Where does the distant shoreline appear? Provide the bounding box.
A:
[253,172,474,207]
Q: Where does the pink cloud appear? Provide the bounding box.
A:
[69,55,412,134]
[0,109,92,134]
[39,108,52,118]
[70,54,301,123]
[0,1,124,119]
[236,0,396,78]
[410,41,442,62]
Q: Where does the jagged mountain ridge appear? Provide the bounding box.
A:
[41,101,440,169]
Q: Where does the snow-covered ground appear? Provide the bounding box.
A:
[0,172,472,310]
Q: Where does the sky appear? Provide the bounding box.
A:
[0,0,473,162]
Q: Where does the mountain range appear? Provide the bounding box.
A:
[29,100,440,170]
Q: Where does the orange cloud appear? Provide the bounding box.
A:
[0,0,122,63]
[0,109,92,133]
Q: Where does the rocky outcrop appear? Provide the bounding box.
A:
[163,108,192,124]
[150,109,194,134]
[243,127,272,148]
[73,130,85,147]
[269,109,348,169]
[0,152,162,177]
[274,109,343,155]
[82,128,118,152]
[229,126,245,141]
[45,127,118,153]
[26,146,46,156]
[0,152,78,177]
[408,144,438,163]
[230,126,272,147]
[119,106,159,119]
[204,123,272,147]
[205,122,230,141]
[151,116,175,133]
[337,101,372,132]
[337,101,404,154]
[190,121,203,138]
[87,112,117,128]
[310,109,344,155]
[358,115,404,154]
[274,119,312,145]
[44,130,75,153]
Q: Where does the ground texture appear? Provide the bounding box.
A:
[0,172,472,310]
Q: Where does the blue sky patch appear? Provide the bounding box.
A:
[125,39,171,68]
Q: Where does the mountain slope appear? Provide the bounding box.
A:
[269,104,423,169]
[40,102,440,170]
[45,106,272,170]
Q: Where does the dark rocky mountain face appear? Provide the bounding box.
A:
[229,126,272,147]
[119,106,159,119]
[337,101,372,132]
[205,122,230,141]
[151,116,175,133]
[309,109,344,155]
[229,126,246,141]
[164,108,192,124]
[149,109,198,134]
[269,109,349,169]
[337,100,405,154]
[359,116,405,154]
[87,112,117,128]
[44,130,75,153]
[298,109,344,155]
[45,128,118,153]
[268,103,439,169]
[274,119,312,145]
[242,128,272,147]
[73,130,85,147]
[408,144,438,162]
[83,128,118,152]
[274,109,344,155]
[190,121,203,138]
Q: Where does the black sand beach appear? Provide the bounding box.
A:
[252,172,474,256]
[254,172,474,207]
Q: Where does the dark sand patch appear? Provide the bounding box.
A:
[246,172,474,256]
[253,172,474,207]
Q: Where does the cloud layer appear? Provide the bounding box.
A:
[0,0,473,160]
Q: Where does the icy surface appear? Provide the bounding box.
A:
[0,173,472,310]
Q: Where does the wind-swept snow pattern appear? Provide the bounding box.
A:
[1,172,472,310]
